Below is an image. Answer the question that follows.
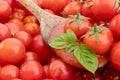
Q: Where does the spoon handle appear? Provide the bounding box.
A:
[17,0,66,43]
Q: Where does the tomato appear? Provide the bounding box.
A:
[91,0,119,22]
[40,0,71,14]
[0,65,19,80]
[0,38,26,64]
[23,22,40,37]
[10,8,26,20]
[30,34,52,64]
[64,18,91,38]
[110,41,120,71]
[13,31,32,48]
[43,79,57,80]
[23,15,39,24]
[83,25,113,55]
[0,0,12,22]
[8,18,24,26]
[20,60,45,80]
[109,14,120,41]
[5,22,24,35]
[62,1,82,15]
[48,59,72,80]
[0,23,11,42]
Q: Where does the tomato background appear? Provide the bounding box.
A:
[0,0,120,80]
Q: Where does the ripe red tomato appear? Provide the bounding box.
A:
[110,42,120,71]
[0,0,12,22]
[0,65,19,80]
[8,18,24,26]
[83,26,113,55]
[23,22,40,37]
[20,60,45,80]
[91,0,118,22]
[13,31,32,48]
[30,34,52,64]
[62,1,82,15]
[0,38,26,64]
[0,23,11,42]
[48,59,72,80]
[40,0,71,14]
[64,19,91,38]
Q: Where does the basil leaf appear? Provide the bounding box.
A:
[49,29,77,50]
[74,44,98,74]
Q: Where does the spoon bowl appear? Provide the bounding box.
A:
[17,0,66,43]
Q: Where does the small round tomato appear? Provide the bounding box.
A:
[20,60,45,80]
[13,31,32,48]
[83,25,113,55]
[0,38,26,64]
[0,65,19,80]
[48,59,72,80]
[23,15,39,24]
[30,34,52,64]
[23,22,40,37]
[62,1,82,15]
[0,23,11,42]
[0,0,12,22]
[8,18,24,26]
[110,41,120,71]
[40,0,71,14]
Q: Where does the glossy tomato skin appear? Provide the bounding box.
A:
[20,60,45,80]
[40,0,71,14]
[0,65,19,80]
[109,14,120,41]
[30,34,52,64]
[48,59,72,80]
[64,19,91,38]
[0,38,26,65]
[110,42,120,71]
[91,0,118,22]
[62,1,82,15]
[83,27,113,55]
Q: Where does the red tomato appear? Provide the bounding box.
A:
[8,18,24,26]
[5,22,24,35]
[62,1,82,15]
[23,15,39,24]
[0,38,26,64]
[48,59,72,80]
[0,23,11,42]
[109,14,120,41]
[23,22,40,37]
[0,65,19,80]
[0,0,12,22]
[30,34,52,64]
[20,60,45,80]
[91,0,119,22]
[40,0,71,14]
[13,31,32,48]
[64,19,91,38]
[83,26,113,55]
[110,42,120,71]
[10,8,26,20]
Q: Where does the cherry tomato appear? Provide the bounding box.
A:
[40,0,71,14]
[62,1,82,15]
[0,65,19,80]
[23,22,40,37]
[30,34,52,64]
[83,26,113,55]
[0,0,12,22]
[8,18,24,26]
[0,23,11,42]
[20,60,45,80]
[48,59,72,80]
[0,38,26,64]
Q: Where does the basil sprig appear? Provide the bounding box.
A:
[49,29,98,74]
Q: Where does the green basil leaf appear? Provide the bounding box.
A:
[74,44,98,74]
[49,29,77,50]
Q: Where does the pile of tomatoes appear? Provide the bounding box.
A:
[0,0,120,80]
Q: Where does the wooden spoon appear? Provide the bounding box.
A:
[17,0,66,43]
